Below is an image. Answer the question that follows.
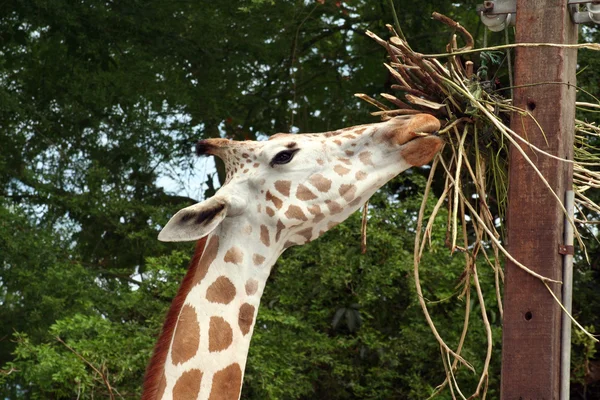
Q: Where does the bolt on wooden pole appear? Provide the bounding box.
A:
[502,1,578,399]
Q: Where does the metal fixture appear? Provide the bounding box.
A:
[477,0,600,26]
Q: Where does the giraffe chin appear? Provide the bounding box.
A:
[400,135,444,167]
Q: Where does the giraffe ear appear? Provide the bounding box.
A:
[158,197,228,242]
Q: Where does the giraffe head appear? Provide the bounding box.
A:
[158,114,442,250]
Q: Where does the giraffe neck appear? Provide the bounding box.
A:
[143,221,282,400]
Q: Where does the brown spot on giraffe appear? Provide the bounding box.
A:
[339,184,357,202]
[274,180,291,197]
[349,197,364,207]
[313,213,325,223]
[192,236,219,286]
[243,225,252,235]
[253,253,265,266]
[206,276,236,304]
[355,171,367,181]
[296,227,313,242]
[223,246,243,264]
[171,304,200,365]
[245,279,258,295]
[327,221,340,231]
[307,204,321,215]
[325,200,343,214]
[308,173,332,192]
[208,316,233,352]
[266,206,275,217]
[172,369,203,400]
[296,184,317,201]
[359,151,374,166]
[337,157,352,165]
[334,165,350,176]
[275,220,285,242]
[283,240,296,248]
[238,303,256,335]
[285,205,308,221]
[316,158,324,165]
[265,190,283,209]
[260,225,270,247]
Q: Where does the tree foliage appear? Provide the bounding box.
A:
[1,1,598,399]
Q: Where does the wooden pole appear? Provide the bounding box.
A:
[502,1,578,399]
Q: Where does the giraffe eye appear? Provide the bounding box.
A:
[270,149,298,166]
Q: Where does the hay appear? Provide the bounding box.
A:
[357,12,600,399]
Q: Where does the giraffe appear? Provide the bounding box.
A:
[142,113,443,400]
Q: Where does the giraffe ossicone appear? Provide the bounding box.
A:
[143,114,443,400]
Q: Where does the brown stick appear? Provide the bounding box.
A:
[432,12,474,52]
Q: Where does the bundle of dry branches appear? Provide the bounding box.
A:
[357,12,600,399]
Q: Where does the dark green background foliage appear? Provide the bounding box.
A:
[0,1,598,398]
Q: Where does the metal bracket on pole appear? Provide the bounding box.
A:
[477,0,600,27]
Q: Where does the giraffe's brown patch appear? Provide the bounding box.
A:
[334,165,350,176]
[253,253,266,266]
[327,220,340,230]
[283,240,296,248]
[307,204,321,215]
[338,157,352,165]
[349,197,363,207]
[345,150,355,156]
[324,130,344,137]
[209,316,233,352]
[223,246,243,264]
[355,127,367,135]
[172,369,203,400]
[333,139,343,146]
[246,159,252,163]
[316,158,324,165]
[339,184,357,202]
[266,190,283,209]
[238,303,256,335]
[309,174,332,192]
[260,225,270,247]
[245,279,259,295]
[355,171,367,181]
[256,204,262,213]
[253,163,259,168]
[192,236,219,286]
[266,206,275,217]
[274,180,291,197]
[171,305,200,365]
[285,205,308,221]
[296,184,317,200]
[313,213,325,223]
[359,151,374,166]
[296,227,313,242]
[243,169,249,173]
[325,200,343,214]
[243,225,252,235]
[276,219,285,242]
[242,153,249,158]
[206,276,236,304]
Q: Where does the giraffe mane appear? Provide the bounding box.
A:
[141,237,208,400]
